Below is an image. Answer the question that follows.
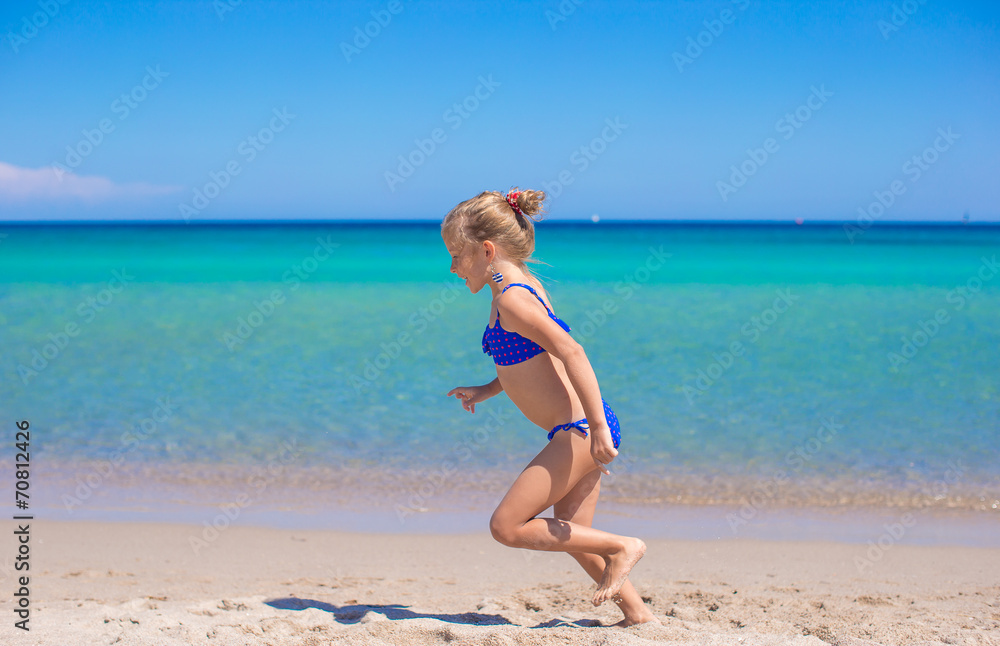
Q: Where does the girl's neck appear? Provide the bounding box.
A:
[489,262,530,299]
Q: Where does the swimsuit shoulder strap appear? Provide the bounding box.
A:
[500,283,556,317]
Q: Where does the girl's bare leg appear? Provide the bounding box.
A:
[553,468,659,626]
[489,429,647,606]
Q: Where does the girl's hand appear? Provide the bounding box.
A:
[589,424,618,475]
[446,384,496,413]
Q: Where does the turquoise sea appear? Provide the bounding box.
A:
[1,222,998,542]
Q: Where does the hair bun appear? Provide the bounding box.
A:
[505,187,545,223]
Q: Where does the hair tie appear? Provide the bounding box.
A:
[505,190,523,217]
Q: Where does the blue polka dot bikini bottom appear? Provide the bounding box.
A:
[547,398,621,449]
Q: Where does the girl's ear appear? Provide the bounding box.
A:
[482,240,496,261]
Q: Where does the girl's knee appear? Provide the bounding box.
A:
[489,510,519,546]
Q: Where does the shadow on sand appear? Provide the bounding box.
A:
[264,597,605,629]
[264,597,511,626]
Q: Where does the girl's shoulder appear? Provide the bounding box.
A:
[497,281,556,315]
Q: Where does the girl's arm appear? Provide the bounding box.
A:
[447,377,502,413]
[548,343,618,474]
[495,292,618,473]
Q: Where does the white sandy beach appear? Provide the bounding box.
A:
[1,520,997,645]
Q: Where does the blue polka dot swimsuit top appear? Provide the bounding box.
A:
[482,283,571,366]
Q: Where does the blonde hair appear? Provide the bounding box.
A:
[441,188,546,280]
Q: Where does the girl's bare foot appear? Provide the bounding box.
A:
[610,614,661,627]
[592,537,646,606]
[606,591,661,627]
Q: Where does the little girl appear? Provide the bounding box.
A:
[442,188,657,627]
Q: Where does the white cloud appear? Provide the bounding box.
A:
[0,161,181,203]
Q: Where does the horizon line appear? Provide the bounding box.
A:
[1,218,997,227]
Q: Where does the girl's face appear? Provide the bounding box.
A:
[444,236,490,294]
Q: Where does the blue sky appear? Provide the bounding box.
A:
[0,0,997,222]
